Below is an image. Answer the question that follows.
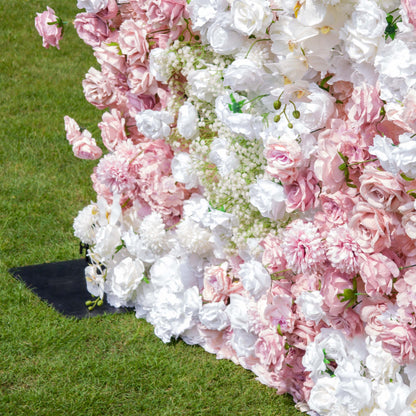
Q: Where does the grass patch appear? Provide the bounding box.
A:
[0,1,303,415]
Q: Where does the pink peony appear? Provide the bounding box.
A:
[284,169,320,213]
[74,13,110,48]
[64,115,82,145]
[345,83,383,128]
[119,19,149,65]
[327,308,364,338]
[35,7,63,49]
[72,133,103,160]
[98,109,128,152]
[349,202,398,254]
[281,219,326,274]
[254,328,286,368]
[83,67,120,110]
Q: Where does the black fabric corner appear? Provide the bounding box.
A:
[9,259,130,318]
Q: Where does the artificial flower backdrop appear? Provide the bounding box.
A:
[36,0,416,414]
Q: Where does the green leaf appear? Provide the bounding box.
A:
[401,172,415,181]
[338,163,347,171]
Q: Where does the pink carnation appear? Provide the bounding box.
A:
[326,225,361,274]
[74,13,110,48]
[35,7,63,49]
[281,219,326,274]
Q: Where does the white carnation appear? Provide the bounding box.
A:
[135,110,173,140]
[223,58,265,93]
[295,290,325,323]
[199,302,230,330]
[73,204,97,245]
[139,212,170,255]
[175,218,214,256]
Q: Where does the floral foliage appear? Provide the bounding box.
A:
[36,0,416,414]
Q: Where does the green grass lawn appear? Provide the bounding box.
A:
[0,2,303,415]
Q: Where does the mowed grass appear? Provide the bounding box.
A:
[0,1,303,415]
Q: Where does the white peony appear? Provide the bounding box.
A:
[77,0,108,13]
[107,257,145,307]
[135,110,173,140]
[249,179,287,221]
[231,0,273,36]
[295,290,326,323]
[199,302,230,330]
[369,135,399,175]
[238,260,271,300]
[394,133,416,179]
[308,377,340,415]
[73,204,97,245]
[231,329,258,358]
[177,102,199,140]
[226,294,251,332]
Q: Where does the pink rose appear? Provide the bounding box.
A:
[284,169,320,213]
[94,33,127,74]
[358,252,400,297]
[98,109,127,152]
[396,269,416,315]
[146,0,186,27]
[328,308,364,338]
[202,263,233,302]
[402,0,416,30]
[74,13,110,48]
[97,0,119,20]
[345,83,383,128]
[320,268,353,316]
[72,134,103,160]
[349,202,398,253]
[127,64,158,96]
[315,191,356,227]
[35,7,63,49]
[264,138,303,183]
[359,166,410,211]
[254,328,286,368]
[119,20,149,65]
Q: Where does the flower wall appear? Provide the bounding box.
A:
[36,0,416,414]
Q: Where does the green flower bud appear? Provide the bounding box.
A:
[178,35,185,42]
[273,100,281,110]
[292,110,300,119]
[274,114,281,123]
[287,122,293,129]
[85,300,92,306]
[97,299,103,307]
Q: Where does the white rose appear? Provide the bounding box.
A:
[295,290,325,323]
[314,328,348,366]
[135,109,173,140]
[340,0,386,63]
[206,12,246,55]
[249,179,287,221]
[177,102,199,140]
[375,382,411,415]
[171,152,200,189]
[336,377,373,414]
[209,137,240,177]
[107,257,145,306]
[150,255,183,291]
[199,302,230,330]
[223,59,265,93]
[188,0,228,32]
[77,0,108,13]
[238,260,271,300]
[231,0,273,36]
[302,341,326,381]
[365,338,400,383]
